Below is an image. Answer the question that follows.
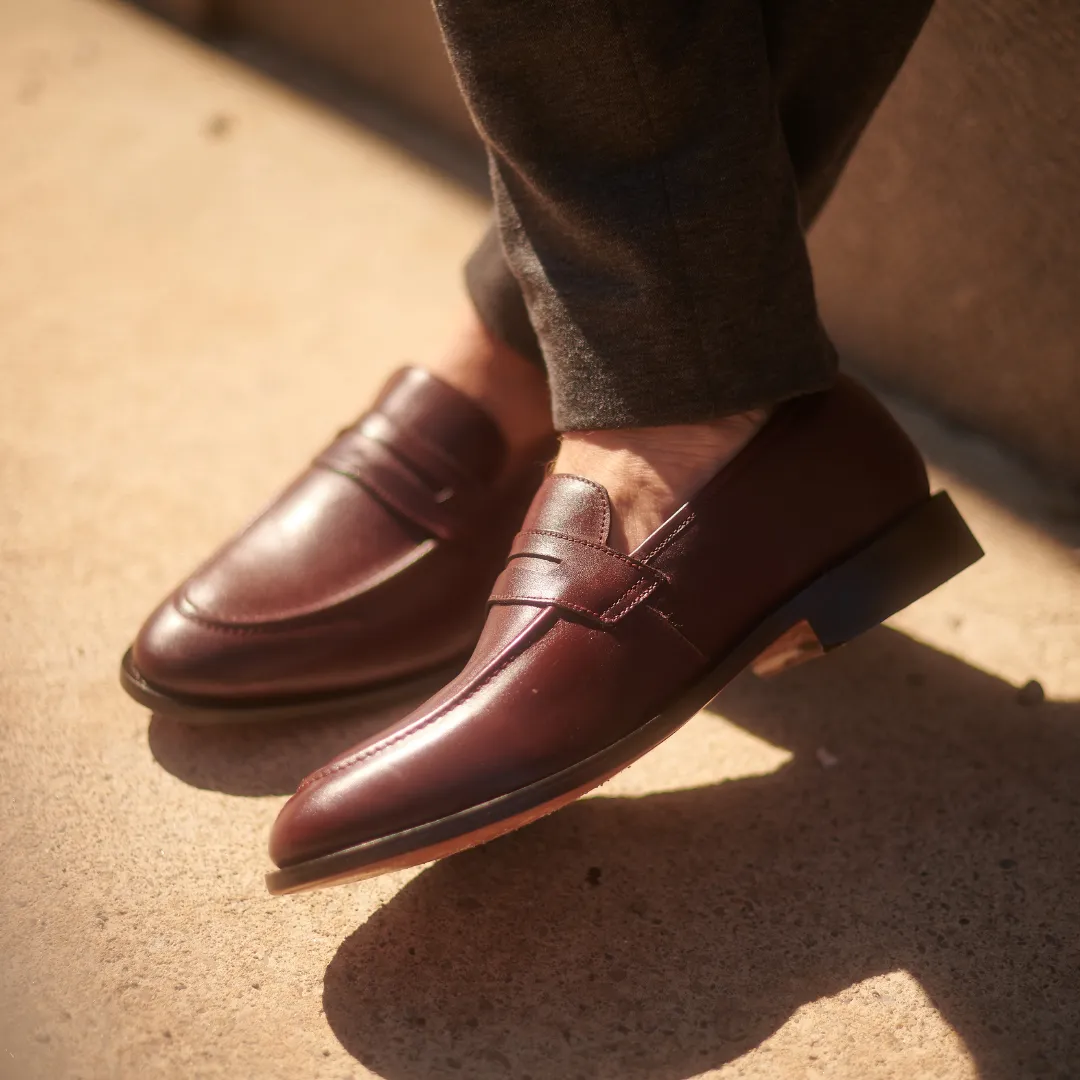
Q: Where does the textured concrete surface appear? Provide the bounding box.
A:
[2,2,1079,1078]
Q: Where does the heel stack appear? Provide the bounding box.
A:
[752,492,983,677]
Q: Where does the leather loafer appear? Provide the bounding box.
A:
[266,376,983,892]
[121,368,549,724]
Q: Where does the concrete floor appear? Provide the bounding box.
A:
[2,2,1078,1078]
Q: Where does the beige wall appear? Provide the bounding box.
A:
[808,0,1080,484]
[138,0,1080,483]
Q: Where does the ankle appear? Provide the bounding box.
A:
[555,412,769,552]
[428,308,554,471]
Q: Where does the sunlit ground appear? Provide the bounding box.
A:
[1,2,1076,1078]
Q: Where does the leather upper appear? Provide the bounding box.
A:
[131,368,547,700]
[269,376,930,867]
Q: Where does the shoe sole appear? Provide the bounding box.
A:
[119,649,467,727]
[266,491,983,895]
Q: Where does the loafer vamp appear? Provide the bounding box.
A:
[269,603,704,866]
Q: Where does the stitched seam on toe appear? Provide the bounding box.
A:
[175,600,372,636]
[174,606,299,637]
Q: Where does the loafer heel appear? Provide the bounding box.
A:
[753,492,983,676]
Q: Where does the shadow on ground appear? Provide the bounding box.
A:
[148,689,437,796]
[317,627,1080,1080]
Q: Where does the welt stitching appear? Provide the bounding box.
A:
[300,645,527,789]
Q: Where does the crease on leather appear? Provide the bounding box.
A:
[639,604,708,662]
[297,607,554,791]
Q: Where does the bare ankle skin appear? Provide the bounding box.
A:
[556,412,770,552]
[427,307,554,472]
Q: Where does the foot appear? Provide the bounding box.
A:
[555,412,769,553]
[266,376,984,893]
[428,307,554,474]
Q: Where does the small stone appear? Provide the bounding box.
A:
[204,113,235,139]
[586,866,602,886]
[999,858,1017,870]
[815,747,839,769]
[1016,680,1045,706]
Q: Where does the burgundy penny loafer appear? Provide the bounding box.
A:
[266,376,983,893]
[121,368,549,724]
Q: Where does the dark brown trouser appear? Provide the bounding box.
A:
[432,0,933,431]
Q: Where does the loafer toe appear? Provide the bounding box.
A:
[120,367,550,722]
[130,599,240,699]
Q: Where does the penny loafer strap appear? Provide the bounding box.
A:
[316,430,475,541]
[488,529,668,624]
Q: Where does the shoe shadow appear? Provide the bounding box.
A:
[147,689,436,796]
[321,627,1080,1080]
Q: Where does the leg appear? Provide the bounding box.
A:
[461,0,934,390]
[441,0,933,547]
[437,0,832,432]
[269,0,984,893]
